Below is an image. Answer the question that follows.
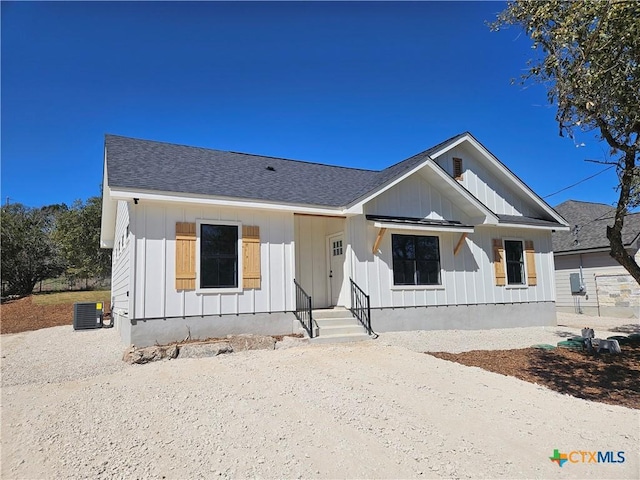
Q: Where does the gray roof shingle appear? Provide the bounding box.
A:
[105,135,378,207]
[552,200,640,253]
[104,133,563,230]
[105,133,468,208]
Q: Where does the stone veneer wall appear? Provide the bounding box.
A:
[595,274,640,318]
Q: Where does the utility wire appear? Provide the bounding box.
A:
[543,165,615,198]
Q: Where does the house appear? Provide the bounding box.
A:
[100,132,570,347]
[552,200,640,318]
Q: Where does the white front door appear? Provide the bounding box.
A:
[327,233,345,306]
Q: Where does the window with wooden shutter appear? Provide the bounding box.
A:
[176,222,196,290]
[524,240,537,286]
[492,238,506,286]
[242,225,261,289]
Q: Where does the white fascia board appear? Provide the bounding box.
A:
[442,135,569,227]
[483,223,570,232]
[100,153,116,248]
[428,134,470,158]
[108,188,347,216]
[373,221,474,233]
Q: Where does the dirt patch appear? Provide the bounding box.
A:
[0,295,111,335]
[428,343,640,410]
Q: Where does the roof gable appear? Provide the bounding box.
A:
[428,133,568,226]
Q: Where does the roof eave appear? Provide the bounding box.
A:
[108,187,349,216]
[100,147,116,248]
[493,223,570,231]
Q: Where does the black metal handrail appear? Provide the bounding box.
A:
[294,279,314,338]
[349,278,373,335]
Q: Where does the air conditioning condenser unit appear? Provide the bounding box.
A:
[73,302,104,330]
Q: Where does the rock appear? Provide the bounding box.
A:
[275,336,309,350]
[122,344,180,364]
[179,342,233,359]
[227,334,276,352]
[165,344,179,359]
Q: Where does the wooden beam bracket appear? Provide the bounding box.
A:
[453,232,468,256]
[372,227,387,254]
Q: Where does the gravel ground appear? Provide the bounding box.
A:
[1,313,638,479]
[379,312,639,354]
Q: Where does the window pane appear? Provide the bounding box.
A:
[505,240,524,285]
[416,260,440,285]
[200,258,219,288]
[416,236,439,260]
[392,235,415,260]
[393,260,415,285]
[200,224,238,288]
[506,262,523,285]
[392,234,440,286]
[505,240,523,262]
[202,225,237,255]
[216,258,237,287]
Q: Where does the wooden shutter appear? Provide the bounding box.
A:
[524,240,537,286]
[242,225,261,289]
[176,222,196,290]
[492,238,506,286]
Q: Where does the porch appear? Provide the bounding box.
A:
[293,214,373,341]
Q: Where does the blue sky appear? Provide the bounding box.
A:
[2,1,618,210]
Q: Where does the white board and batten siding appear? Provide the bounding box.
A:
[294,215,346,308]
[111,200,131,316]
[435,143,538,217]
[365,172,469,222]
[129,203,295,320]
[348,219,555,309]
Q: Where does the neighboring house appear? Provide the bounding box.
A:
[552,200,640,318]
[100,132,569,347]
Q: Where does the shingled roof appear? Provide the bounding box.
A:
[552,200,640,253]
[104,133,467,208]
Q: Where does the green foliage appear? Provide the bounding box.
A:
[1,204,66,296]
[493,1,640,283]
[53,196,111,281]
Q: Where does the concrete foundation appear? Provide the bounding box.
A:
[112,310,132,345]
[119,302,558,347]
[127,312,301,347]
[371,302,557,332]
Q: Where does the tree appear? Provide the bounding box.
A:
[493,1,640,283]
[53,196,111,283]
[1,203,66,296]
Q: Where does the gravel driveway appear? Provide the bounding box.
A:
[2,313,638,479]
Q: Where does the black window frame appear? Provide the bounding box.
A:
[392,234,441,286]
[199,223,239,289]
[504,239,525,285]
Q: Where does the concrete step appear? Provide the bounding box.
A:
[310,332,371,345]
[312,308,351,319]
[317,323,366,336]
[314,317,360,327]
